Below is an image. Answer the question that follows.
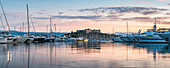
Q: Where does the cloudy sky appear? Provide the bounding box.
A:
[0,0,170,33]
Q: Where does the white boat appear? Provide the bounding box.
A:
[112,37,122,42]
[120,34,134,42]
[32,36,45,43]
[112,33,124,42]
[5,35,18,44]
[16,35,27,43]
[119,22,134,42]
[89,39,100,42]
[134,34,167,43]
[157,28,170,43]
[24,36,34,43]
[55,37,68,42]
[67,38,76,41]
[45,37,55,42]
[0,36,7,44]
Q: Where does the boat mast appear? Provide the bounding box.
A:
[154,18,157,32]
[0,15,5,31]
[27,4,30,37]
[54,24,56,33]
[22,22,24,32]
[112,27,114,34]
[50,18,51,34]
[47,25,48,33]
[30,16,36,34]
[20,26,21,35]
[50,18,53,36]
[126,22,128,35]
[0,1,10,33]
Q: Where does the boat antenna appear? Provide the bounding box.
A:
[0,1,11,33]
[0,15,5,30]
[26,4,30,37]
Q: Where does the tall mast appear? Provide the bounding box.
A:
[22,22,24,32]
[50,18,52,33]
[126,22,128,35]
[27,4,30,36]
[54,24,56,33]
[0,15,5,30]
[47,25,48,33]
[20,26,21,35]
[30,16,36,34]
[0,1,10,33]
[50,18,53,36]
[112,27,114,33]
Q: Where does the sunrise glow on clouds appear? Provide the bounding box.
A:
[0,0,170,33]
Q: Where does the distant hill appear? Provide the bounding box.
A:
[0,30,68,36]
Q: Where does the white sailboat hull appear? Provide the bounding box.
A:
[120,36,133,42]
[25,38,34,43]
[112,37,122,42]
[18,37,27,43]
[0,37,7,44]
[7,39,13,44]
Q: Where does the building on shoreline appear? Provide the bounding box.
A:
[66,28,114,40]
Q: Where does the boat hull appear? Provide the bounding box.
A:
[0,37,7,44]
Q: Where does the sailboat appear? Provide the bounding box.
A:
[0,1,19,44]
[44,18,55,42]
[24,4,34,43]
[120,22,134,42]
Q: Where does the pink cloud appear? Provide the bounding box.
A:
[109,0,169,7]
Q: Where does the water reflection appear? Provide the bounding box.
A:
[71,41,101,53]
[0,42,170,68]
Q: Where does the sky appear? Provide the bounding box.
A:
[0,0,170,33]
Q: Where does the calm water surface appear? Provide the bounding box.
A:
[0,42,170,68]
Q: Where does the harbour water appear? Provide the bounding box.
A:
[1,42,170,68]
